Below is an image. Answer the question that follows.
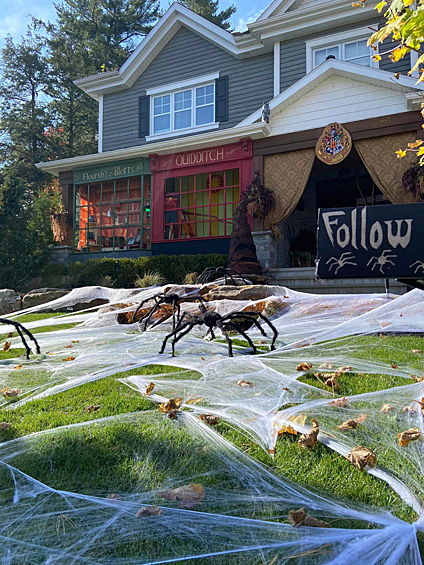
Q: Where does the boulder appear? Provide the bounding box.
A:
[0,289,21,315]
[22,289,70,309]
[204,285,268,302]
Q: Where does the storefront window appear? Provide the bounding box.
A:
[74,175,151,252]
[164,168,240,240]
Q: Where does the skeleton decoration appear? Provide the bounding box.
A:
[0,318,41,359]
[159,302,278,357]
[261,102,270,124]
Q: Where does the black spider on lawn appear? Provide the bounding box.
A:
[196,267,249,286]
[159,303,278,357]
[0,318,41,359]
[131,291,206,331]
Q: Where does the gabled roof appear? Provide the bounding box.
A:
[75,3,265,100]
[257,0,352,21]
[239,58,423,126]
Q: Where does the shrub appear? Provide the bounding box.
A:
[135,271,166,288]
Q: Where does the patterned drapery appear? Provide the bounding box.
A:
[354,133,418,204]
[263,148,316,230]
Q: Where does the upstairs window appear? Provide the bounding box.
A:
[306,27,378,73]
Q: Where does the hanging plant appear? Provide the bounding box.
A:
[244,172,275,218]
[402,161,424,201]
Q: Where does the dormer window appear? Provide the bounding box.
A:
[144,73,222,141]
[306,27,378,73]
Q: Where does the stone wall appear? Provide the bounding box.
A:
[50,246,72,264]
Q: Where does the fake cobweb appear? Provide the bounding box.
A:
[1,283,424,563]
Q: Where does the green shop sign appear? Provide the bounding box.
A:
[73,158,150,184]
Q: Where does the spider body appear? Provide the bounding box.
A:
[159,304,278,357]
[0,318,41,359]
[196,267,249,286]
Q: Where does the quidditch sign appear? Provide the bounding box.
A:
[315,123,352,165]
[316,204,424,279]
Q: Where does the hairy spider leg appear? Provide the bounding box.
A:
[225,311,278,350]
[224,312,267,337]
[159,321,192,355]
[225,320,257,355]
[139,302,161,331]
[0,318,41,359]
[132,294,160,323]
[216,320,234,357]
[170,322,202,357]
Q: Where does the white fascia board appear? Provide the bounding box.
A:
[256,0,297,21]
[146,72,220,96]
[35,122,271,177]
[238,58,423,126]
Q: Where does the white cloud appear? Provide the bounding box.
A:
[233,6,264,32]
[0,0,56,46]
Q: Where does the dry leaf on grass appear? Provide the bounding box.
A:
[159,398,183,413]
[0,422,12,430]
[157,483,205,508]
[410,349,423,354]
[318,362,333,370]
[278,425,298,437]
[380,404,395,414]
[329,397,350,408]
[144,382,155,396]
[71,340,79,344]
[325,376,340,389]
[288,507,330,528]
[65,345,73,349]
[410,374,424,383]
[2,388,20,398]
[199,414,220,426]
[338,415,367,430]
[135,505,162,517]
[7,332,13,339]
[335,366,352,376]
[398,428,421,446]
[3,341,11,352]
[62,357,76,362]
[298,420,319,449]
[296,362,312,372]
[13,365,23,370]
[402,406,416,414]
[345,446,376,471]
[107,493,122,500]
[415,398,424,416]
[185,397,204,405]
[289,413,307,426]
[391,363,398,369]
[281,386,291,392]
[86,405,100,412]
[236,380,256,388]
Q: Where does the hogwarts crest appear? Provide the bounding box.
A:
[316,123,352,165]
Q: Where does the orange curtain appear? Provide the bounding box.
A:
[263,149,316,230]
[354,133,418,204]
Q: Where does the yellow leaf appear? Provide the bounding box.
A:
[408,140,424,149]
[418,147,424,156]
[376,0,387,11]
[389,45,408,63]
[395,149,407,158]
[403,0,415,5]
[372,54,382,62]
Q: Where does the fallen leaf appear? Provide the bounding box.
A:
[288,413,307,426]
[380,404,395,414]
[107,493,122,500]
[381,322,390,328]
[201,357,206,361]
[325,376,340,389]
[410,374,424,383]
[338,419,359,430]
[329,397,350,408]
[71,340,79,343]
[144,382,155,396]
[0,422,12,430]
[65,345,73,349]
[335,366,352,376]
[199,414,220,425]
[13,365,23,370]
[345,446,376,471]
[3,341,11,352]
[135,505,162,517]
[7,332,13,339]
[157,483,205,508]
[391,363,398,369]
[268,447,275,455]
[410,350,423,354]
[281,386,291,391]
[298,420,319,449]
[402,406,416,414]
[2,388,20,398]
[398,428,421,446]
[278,424,298,436]
[296,362,312,372]
[237,380,256,388]
[288,507,330,528]
[185,397,204,404]
[86,405,100,412]
[318,362,333,370]
[159,398,183,413]
[62,357,75,362]
[415,398,424,415]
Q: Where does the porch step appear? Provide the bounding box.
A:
[268,267,409,295]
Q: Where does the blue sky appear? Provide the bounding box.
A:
[0,0,271,47]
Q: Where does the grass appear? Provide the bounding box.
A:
[0,313,424,560]
[0,312,80,342]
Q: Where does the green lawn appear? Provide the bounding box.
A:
[0,314,423,560]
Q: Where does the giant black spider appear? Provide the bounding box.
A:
[0,318,41,359]
[196,267,249,286]
[159,303,278,357]
[131,291,206,331]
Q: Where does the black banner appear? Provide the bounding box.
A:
[316,203,424,279]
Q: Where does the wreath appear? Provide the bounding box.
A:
[244,172,275,218]
[402,161,424,201]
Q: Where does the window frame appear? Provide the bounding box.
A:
[306,26,379,73]
[146,73,220,141]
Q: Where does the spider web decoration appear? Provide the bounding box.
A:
[1,284,424,562]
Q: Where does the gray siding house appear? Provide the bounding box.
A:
[37,0,423,293]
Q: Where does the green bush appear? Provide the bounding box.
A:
[35,254,227,289]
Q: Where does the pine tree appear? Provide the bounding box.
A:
[178,0,236,30]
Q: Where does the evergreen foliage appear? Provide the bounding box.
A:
[177,0,236,30]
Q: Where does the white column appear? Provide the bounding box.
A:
[274,41,281,98]
[98,95,104,153]
[410,50,419,78]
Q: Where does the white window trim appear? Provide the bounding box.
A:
[148,76,218,140]
[306,25,379,73]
